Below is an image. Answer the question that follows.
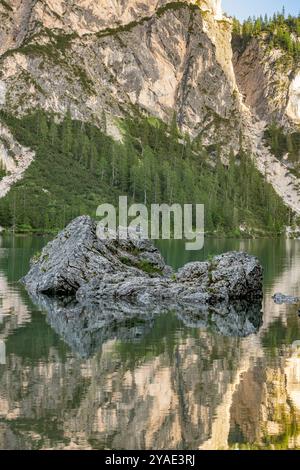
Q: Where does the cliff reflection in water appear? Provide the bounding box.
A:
[1,235,300,449]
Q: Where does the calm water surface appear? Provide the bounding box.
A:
[1,235,300,450]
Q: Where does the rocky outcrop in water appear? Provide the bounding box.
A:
[22,215,172,296]
[272,293,300,305]
[76,251,263,306]
[22,216,263,314]
[21,209,264,358]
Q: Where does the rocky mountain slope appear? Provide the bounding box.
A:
[0,0,300,221]
[0,120,34,198]
[233,36,300,127]
[0,0,242,142]
[233,26,300,214]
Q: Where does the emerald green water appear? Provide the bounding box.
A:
[1,235,300,450]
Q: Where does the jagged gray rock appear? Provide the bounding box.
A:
[22,215,263,310]
[22,215,170,296]
[76,250,263,307]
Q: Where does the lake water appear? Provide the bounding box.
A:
[1,235,300,450]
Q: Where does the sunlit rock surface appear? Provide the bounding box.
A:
[286,73,300,124]
[233,36,300,128]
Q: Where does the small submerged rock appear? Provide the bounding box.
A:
[272,293,300,305]
[21,216,264,339]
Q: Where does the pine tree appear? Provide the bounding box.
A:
[61,108,73,154]
[88,142,98,170]
[37,111,48,143]
[49,120,58,146]
[287,133,294,155]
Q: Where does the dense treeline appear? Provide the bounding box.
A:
[232,9,300,58]
[0,110,289,235]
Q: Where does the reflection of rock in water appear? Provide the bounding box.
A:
[28,292,263,358]
[178,299,263,337]
[31,293,157,359]
[228,353,300,449]
[0,321,243,450]
[0,297,299,450]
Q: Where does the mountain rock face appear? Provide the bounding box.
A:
[0,0,242,147]
[232,36,300,214]
[0,0,300,212]
[233,37,300,126]
[0,120,35,198]
[287,74,300,124]
[0,1,223,50]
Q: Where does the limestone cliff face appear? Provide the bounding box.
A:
[233,37,300,127]
[232,36,300,214]
[0,1,223,48]
[286,73,300,124]
[0,0,242,149]
[0,0,36,57]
